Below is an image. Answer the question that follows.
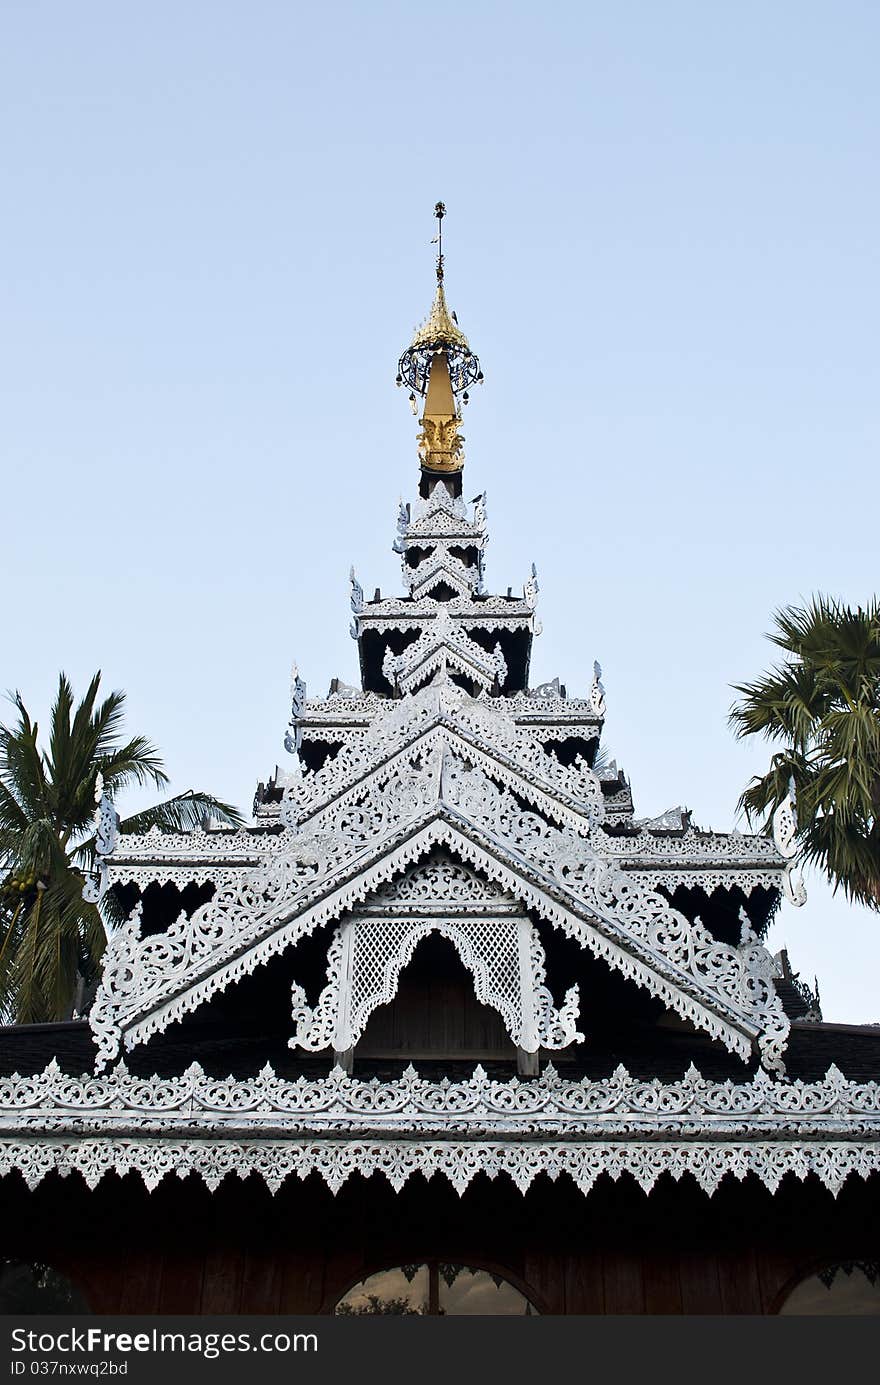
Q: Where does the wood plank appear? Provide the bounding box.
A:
[200,1245,245,1314]
[70,1258,122,1315]
[118,1252,162,1314]
[563,1252,605,1314]
[718,1249,762,1314]
[678,1251,723,1314]
[522,1252,565,1316]
[755,1249,801,1315]
[317,1246,368,1318]
[158,1254,204,1313]
[281,1251,326,1314]
[239,1250,284,1314]
[602,1250,645,1314]
[643,1254,682,1314]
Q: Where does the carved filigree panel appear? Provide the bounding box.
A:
[289,910,583,1054]
[3,1059,879,1197]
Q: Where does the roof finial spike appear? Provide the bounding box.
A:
[434,201,446,284]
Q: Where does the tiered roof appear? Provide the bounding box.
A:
[1,213,877,1202]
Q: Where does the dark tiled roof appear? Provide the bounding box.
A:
[0,1017,878,1085]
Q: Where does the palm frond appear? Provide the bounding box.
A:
[0,671,244,1020]
[99,736,169,793]
[0,697,49,821]
[732,594,880,913]
[0,782,29,835]
[120,791,245,836]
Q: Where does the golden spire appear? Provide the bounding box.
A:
[396,202,483,475]
[417,356,463,472]
[409,285,471,355]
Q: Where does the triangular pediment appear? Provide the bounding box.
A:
[93,755,790,1077]
[404,553,479,599]
[360,854,520,912]
[282,678,605,837]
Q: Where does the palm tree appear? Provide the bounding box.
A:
[0,672,244,1025]
[730,596,880,909]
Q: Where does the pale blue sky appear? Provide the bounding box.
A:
[2,3,878,1019]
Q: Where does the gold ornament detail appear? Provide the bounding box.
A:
[397,204,482,476]
[417,414,465,472]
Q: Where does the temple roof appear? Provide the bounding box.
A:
[5,212,869,1207]
[2,1016,880,1082]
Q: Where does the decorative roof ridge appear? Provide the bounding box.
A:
[3,1057,879,1123]
[597,823,784,860]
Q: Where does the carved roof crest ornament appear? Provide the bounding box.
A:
[590,661,606,718]
[283,662,307,755]
[772,776,807,908]
[82,773,119,906]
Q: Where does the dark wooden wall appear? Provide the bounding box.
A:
[3,1166,878,1315]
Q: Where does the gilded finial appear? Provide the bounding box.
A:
[396,205,484,474]
[397,206,482,395]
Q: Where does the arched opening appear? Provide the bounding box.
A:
[334,1262,539,1315]
[424,580,459,602]
[777,1261,880,1314]
[0,1260,90,1314]
[356,932,515,1062]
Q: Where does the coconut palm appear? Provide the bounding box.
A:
[730,596,880,909]
[0,672,244,1024]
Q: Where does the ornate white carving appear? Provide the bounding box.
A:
[94,803,788,1075]
[290,925,347,1051]
[589,661,606,718]
[404,551,480,600]
[356,601,534,627]
[629,867,783,895]
[5,1058,880,1129]
[88,459,796,1088]
[772,777,799,859]
[524,563,539,610]
[82,776,119,905]
[783,864,808,908]
[289,908,582,1054]
[634,807,689,833]
[527,926,583,1049]
[773,778,808,906]
[367,857,517,910]
[349,567,364,614]
[439,761,790,1072]
[1,1060,879,1198]
[1,1136,878,1198]
[381,616,508,695]
[283,663,307,755]
[598,826,781,863]
[409,480,470,526]
[280,680,606,836]
[530,678,563,700]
